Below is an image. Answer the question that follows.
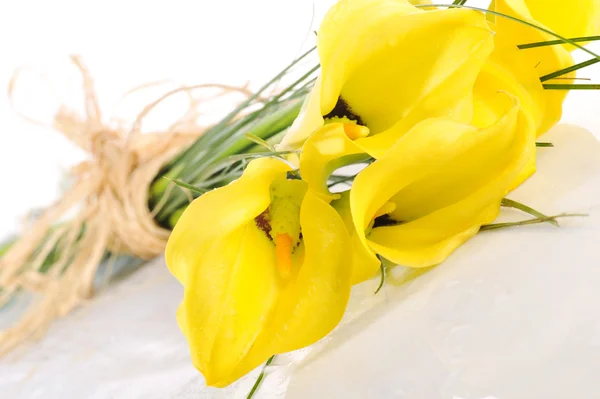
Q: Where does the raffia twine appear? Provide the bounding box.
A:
[0,56,253,356]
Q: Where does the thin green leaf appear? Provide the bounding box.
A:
[163,177,207,195]
[245,133,275,152]
[247,355,275,399]
[550,77,592,81]
[501,198,558,226]
[374,261,386,295]
[535,142,553,147]
[172,47,316,167]
[481,213,586,231]
[540,58,600,82]
[518,35,600,49]
[328,174,355,188]
[543,84,600,90]
[195,150,299,183]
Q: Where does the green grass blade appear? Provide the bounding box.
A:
[501,198,558,226]
[169,46,316,169]
[245,133,276,152]
[374,262,386,294]
[163,177,207,195]
[246,355,275,399]
[481,213,586,231]
[540,58,600,82]
[543,84,600,90]
[518,35,600,49]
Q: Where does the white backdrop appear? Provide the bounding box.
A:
[1,1,600,398]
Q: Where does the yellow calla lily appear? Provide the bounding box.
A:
[278,0,494,155]
[490,0,575,135]
[473,58,540,188]
[517,0,600,40]
[350,94,535,268]
[165,157,352,387]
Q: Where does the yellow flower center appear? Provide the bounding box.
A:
[374,202,396,219]
[365,201,399,236]
[343,123,370,140]
[275,233,294,279]
[323,96,364,126]
[254,179,307,280]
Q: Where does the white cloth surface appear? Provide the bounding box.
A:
[1,124,600,399]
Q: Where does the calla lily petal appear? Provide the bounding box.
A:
[262,191,352,352]
[321,2,493,134]
[179,222,279,387]
[333,191,382,284]
[351,96,535,267]
[492,0,574,135]
[222,190,353,382]
[278,77,325,151]
[166,157,353,387]
[280,0,494,154]
[521,0,600,40]
[166,157,290,284]
[473,58,539,187]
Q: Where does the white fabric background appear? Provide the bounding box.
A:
[1,1,600,398]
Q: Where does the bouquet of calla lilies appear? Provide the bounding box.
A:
[164,0,600,390]
[2,0,599,395]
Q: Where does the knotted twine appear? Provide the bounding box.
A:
[0,56,252,356]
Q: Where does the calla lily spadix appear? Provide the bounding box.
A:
[165,157,352,387]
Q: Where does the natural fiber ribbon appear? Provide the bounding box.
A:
[0,56,250,356]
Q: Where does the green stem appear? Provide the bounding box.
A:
[543,84,600,90]
[151,99,305,223]
[246,130,288,153]
[188,65,318,176]
[374,262,386,294]
[210,99,304,162]
[169,47,315,170]
[148,47,317,222]
[246,355,275,399]
[481,213,586,231]
[535,142,553,147]
[501,198,558,226]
